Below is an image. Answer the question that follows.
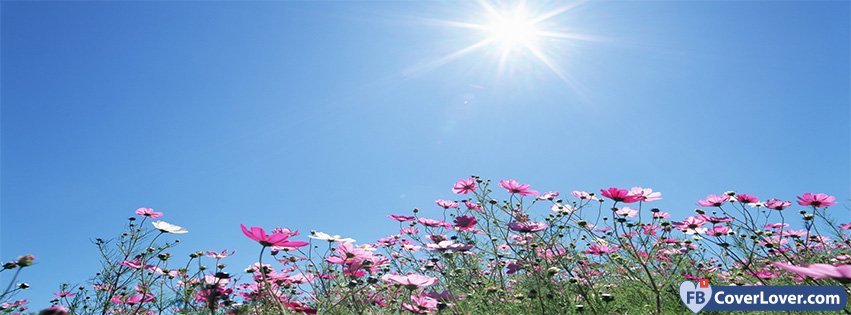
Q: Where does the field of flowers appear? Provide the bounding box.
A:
[2,177,849,314]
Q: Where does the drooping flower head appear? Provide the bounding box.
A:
[240,224,309,248]
[452,178,476,194]
[499,179,539,196]
[796,193,837,208]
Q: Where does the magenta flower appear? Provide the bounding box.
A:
[381,273,439,289]
[453,215,477,231]
[125,293,155,305]
[773,262,851,281]
[796,193,837,208]
[499,179,539,196]
[135,207,162,219]
[508,221,548,233]
[629,187,662,202]
[697,194,730,207]
[240,224,309,248]
[388,214,416,222]
[764,223,789,229]
[600,187,639,203]
[452,178,476,194]
[401,294,439,314]
[765,198,792,210]
[736,194,759,204]
[435,199,459,209]
[839,223,851,231]
[584,244,618,255]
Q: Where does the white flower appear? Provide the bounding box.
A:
[551,203,575,214]
[152,221,188,234]
[309,231,355,243]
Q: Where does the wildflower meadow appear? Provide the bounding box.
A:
[2,178,849,314]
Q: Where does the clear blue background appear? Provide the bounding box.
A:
[2,1,848,308]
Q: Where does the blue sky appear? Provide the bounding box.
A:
[1,1,848,308]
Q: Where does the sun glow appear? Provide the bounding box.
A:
[408,1,595,85]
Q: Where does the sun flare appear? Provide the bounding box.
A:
[483,5,541,54]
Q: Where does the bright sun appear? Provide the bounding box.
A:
[409,1,593,83]
[484,6,540,53]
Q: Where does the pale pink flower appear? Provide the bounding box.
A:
[673,216,708,234]
[464,201,482,212]
[706,226,732,237]
[381,273,438,289]
[796,193,837,208]
[435,199,459,209]
[401,294,439,314]
[452,178,476,194]
[135,207,163,219]
[537,191,559,200]
[698,194,729,207]
[765,198,792,210]
[572,191,595,200]
[418,218,451,229]
[653,211,670,219]
[615,207,638,218]
[205,249,235,259]
[629,187,662,202]
[839,223,851,230]
[773,262,851,281]
[499,179,539,196]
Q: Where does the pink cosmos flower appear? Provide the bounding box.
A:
[41,306,68,315]
[464,201,482,212]
[697,194,729,207]
[796,193,837,208]
[388,214,416,222]
[673,216,708,234]
[629,187,662,202]
[401,294,439,314]
[117,257,152,270]
[508,221,548,233]
[584,244,617,255]
[703,216,732,224]
[736,194,759,204]
[53,291,75,298]
[839,223,851,230]
[765,198,792,210]
[453,215,477,231]
[381,273,439,289]
[600,187,639,203]
[400,227,419,235]
[452,178,476,194]
[240,224,309,248]
[537,191,559,200]
[204,249,235,259]
[653,211,670,219]
[135,208,163,219]
[748,270,777,279]
[499,179,539,196]
[764,223,789,229]
[706,226,732,237]
[435,199,459,209]
[418,218,452,229]
[614,207,638,218]
[782,229,807,238]
[772,262,851,281]
[572,191,595,200]
[125,293,155,305]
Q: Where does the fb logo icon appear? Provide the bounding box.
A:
[680,281,712,313]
